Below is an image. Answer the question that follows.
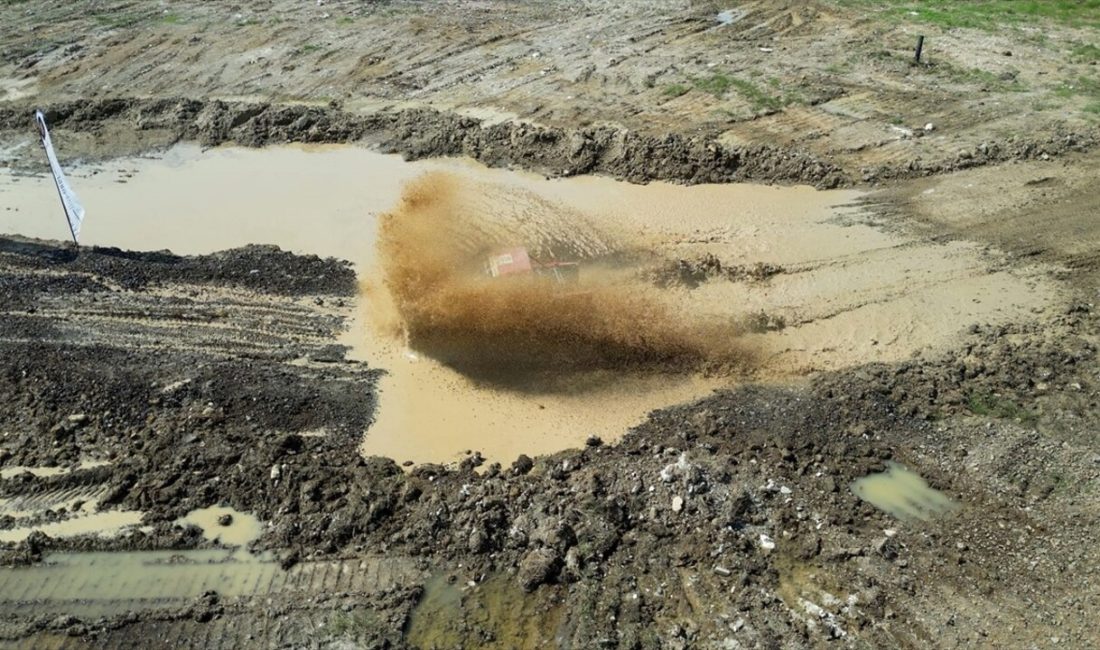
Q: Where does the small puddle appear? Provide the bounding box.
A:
[0,510,145,544]
[717,9,746,26]
[851,462,958,522]
[176,506,264,547]
[0,144,1057,464]
[406,573,563,649]
[0,459,111,480]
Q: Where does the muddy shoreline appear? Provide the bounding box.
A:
[2,98,1095,191]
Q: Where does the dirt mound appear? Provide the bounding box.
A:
[377,173,756,385]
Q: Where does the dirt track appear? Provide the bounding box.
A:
[2,1,1100,648]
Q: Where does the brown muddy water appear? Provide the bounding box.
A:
[0,144,1058,464]
[176,506,264,547]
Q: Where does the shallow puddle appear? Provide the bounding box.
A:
[0,510,144,544]
[0,549,421,618]
[0,459,110,480]
[0,144,1057,464]
[406,573,563,649]
[851,462,958,522]
[176,506,264,547]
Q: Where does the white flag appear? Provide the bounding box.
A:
[35,110,85,243]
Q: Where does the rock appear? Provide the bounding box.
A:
[874,536,899,561]
[660,452,692,482]
[923,123,935,132]
[217,513,233,526]
[585,435,603,447]
[759,533,776,551]
[713,565,732,577]
[672,496,684,513]
[518,548,562,592]
[512,454,534,475]
[269,464,281,481]
[67,414,88,425]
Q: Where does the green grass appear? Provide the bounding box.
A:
[729,77,786,111]
[834,0,1100,29]
[336,16,355,25]
[967,391,1037,424]
[1054,74,1100,115]
[1071,42,1100,63]
[679,73,791,111]
[693,72,735,97]
[297,43,323,54]
[931,61,1028,92]
[663,83,689,98]
[160,13,183,25]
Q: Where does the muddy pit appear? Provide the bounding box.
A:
[0,144,1056,466]
[0,140,1096,649]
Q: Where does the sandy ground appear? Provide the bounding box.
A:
[1,1,1099,648]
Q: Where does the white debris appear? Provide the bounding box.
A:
[270,464,281,481]
[660,452,692,483]
[672,496,684,513]
[161,378,192,393]
[759,533,776,551]
[923,122,935,132]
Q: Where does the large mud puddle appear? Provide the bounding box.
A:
[0,144,1058,463]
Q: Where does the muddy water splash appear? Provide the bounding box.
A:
[378,173,755,386]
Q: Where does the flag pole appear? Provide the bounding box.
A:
[35,110,82,246]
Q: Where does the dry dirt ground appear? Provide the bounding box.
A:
[1,1,1099,649]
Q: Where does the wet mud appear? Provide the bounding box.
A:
[0,231,1097,648]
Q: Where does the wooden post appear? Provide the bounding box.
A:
[914,35,925,64]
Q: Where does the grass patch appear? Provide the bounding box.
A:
[693,73,735,97]
[834,0,1100,29]
[932,61,1028,92]
[729,77,786,110]
[336,16,355,25]
[967,391,1037,424]
[1071,42,1100,63]
[663,83,689,98]
[665,72,800,112]
[1055,74,1100,112]
[296,43,324,55]
[692,74,790,110]
[160,13,183,25]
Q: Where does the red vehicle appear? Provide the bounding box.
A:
[486,247,579,284]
